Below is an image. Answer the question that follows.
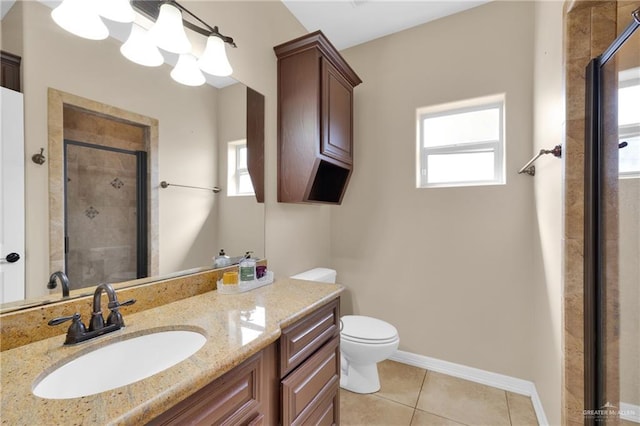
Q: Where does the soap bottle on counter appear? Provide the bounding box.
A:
[214,249,230,268]
[238,252,256,283]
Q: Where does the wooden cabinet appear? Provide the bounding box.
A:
[149,298,340,425]
[280,298,341,425]
[282,336,340,425]
[147,343,278,426]
[274,31,361,205]
[1,51,21,92]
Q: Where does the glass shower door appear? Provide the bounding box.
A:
[585,8,639,425]
[64,140,147,290]
[607,31,640,425]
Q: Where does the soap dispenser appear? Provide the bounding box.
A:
[238,251,256,282]
[214,249,231,268]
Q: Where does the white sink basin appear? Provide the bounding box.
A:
[33,329,206,399]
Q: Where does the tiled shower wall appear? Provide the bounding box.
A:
[563,1,639,424]
[65,143,138,288]
[63,107,146,290]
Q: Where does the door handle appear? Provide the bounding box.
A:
[2,253,20,263]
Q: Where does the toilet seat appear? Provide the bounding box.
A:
[340,315,399,345]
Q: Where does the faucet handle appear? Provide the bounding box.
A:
[48,313,86,345]
[48,313,80,326]
[107,298,136,310]
[106,299,136,327]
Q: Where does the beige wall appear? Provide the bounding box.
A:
[336,0,536,381]
[531,2,564,424]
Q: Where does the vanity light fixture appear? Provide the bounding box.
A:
[120,23,164,67]
[171,54,206,86]
[50,0,236,86]
[51,0,110,41]
[147,2,191,54]
[198,35,233,77]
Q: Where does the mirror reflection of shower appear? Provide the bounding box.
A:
[62,106,149,291]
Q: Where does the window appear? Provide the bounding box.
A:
[416,94,505,188]
[619,71,640,178]
[227,140,254,196]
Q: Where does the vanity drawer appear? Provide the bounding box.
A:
[148,347,266,426]
[304,382,340,426]
[280,298,340,377]
[282,335,340,425]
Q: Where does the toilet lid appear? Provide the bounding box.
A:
[340,315,398,343]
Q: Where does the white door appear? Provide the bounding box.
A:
[0,87,25,303]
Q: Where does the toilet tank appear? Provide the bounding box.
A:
[290,268,337,283]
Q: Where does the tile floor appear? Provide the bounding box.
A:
[340,360,539,426]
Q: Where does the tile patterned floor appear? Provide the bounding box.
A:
[340,360,539,426]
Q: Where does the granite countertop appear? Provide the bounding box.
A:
[0,278,343,425]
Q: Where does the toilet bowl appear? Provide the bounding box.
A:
[340,315,399,393]
[290,268,400,394]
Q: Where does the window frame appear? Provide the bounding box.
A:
[416,95,506,188]
[227,139,254,197]
[618,74,640,179]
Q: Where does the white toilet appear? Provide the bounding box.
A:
[290,268,399,394]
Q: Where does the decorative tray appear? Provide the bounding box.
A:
[217,271,274,294]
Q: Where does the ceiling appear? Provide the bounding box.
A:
[281,0,493,50]
[1,1,492,50]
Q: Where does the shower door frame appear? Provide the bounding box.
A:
[584,10,639,424]
[63,139,148,284]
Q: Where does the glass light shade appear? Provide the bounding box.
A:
[120,24,164,67]
[147,3,191,54]
[198,35,233,77]
[51,0,108,40]
[170,54,206,86]
[97,0,135,23]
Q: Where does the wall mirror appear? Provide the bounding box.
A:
[0,0,265,313]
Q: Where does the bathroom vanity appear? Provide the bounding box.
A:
[149,298,340,425]
[0,277,343,425]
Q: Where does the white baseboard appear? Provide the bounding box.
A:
[390,350,549,426]
[620,402,640,423]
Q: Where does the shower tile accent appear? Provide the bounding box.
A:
[84,205,99,219]
[110,177,124,189]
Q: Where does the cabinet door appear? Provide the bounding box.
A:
[148,345,273,426]
[320,58,354,166]
[282,336,340,425]
[0,51,21,92]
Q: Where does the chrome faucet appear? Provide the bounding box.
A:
[47,271,70,297]
[48,283,135,345]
